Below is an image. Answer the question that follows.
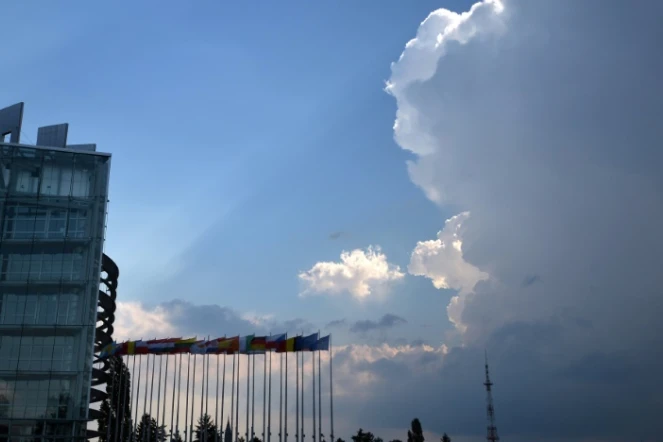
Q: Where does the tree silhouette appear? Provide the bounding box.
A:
[441,434,451,442]
[352,429,376,442]
[98,356,133,442]
[135,414,159,442]
[250,437,262,442]
[195,414,218,442]
[335,439,346,442]
[407,419,424,442]
[171,430,184,442]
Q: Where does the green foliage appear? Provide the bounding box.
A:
[135,414,162,442]
[352,429,376,442]
[171,430,184,442]
[441,434,451,442]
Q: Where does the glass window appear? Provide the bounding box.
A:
[0,294,81,326]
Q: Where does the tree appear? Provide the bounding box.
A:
[352,429,376,442]
[390,440,403,442]
[251,437,263,442]
[135,414,159,442]
[441,434,451,442]
[171,430,184,442]
[98,356,133,442]
[195,414,219,442]
[407,419,424,442]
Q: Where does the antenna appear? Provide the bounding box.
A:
[484,351,500,442]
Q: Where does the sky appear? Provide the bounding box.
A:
[2,0,663,441]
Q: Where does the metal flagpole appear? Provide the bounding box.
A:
[300,351,304,442]
[148,353,157,442]
[162,355,170,431]
[216,354,221,442]
[251,353,256,441]
[284,351,288,442]
[329,336,334,442]
[221,353,227,442]
[172,353,181,441]
[156,355,163,430]
[312,351,316,442]
[295,347,299,442]
[206,350,211,442]
[184,354,191,442]
[201,348,207,442]
[142,353,150,429]
[267,349,272,442]
[191,354,198,442]
[317,347,321,442]
[277,352,282,442]
[246,353,250,442]
[230,353,236,442]
[235,352,240,442]
[263,350,267,442]
[133,355,142,442]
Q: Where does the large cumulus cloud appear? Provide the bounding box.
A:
[386,0,663,439]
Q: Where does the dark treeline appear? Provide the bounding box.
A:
[98,358,452,442]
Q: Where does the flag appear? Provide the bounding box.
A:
[191,340,208,354]
[294,333,318,352]
[218,336,240,353]
[312,335,330,351]
[99,342,118,359]
[135,340,149,354]
[173,337,198,353]
[265,333,286,350]
[239,335,254,353]
[126,340,136,355]
[249,336,267,353]
[275,337,296,353]
[147,337,182,354]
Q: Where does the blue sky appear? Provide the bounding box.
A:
[2,0,473,345]
[4,1,663,440]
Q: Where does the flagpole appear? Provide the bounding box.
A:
[246,353,250,442]
[300,351,304,442]
[278,352,282,442]
[156,355,163,432]
[106,356,115,442]
[184,354,191,442]
[173,353,181,441]
[295,346,299,442]
[267,349,272,442]
[191,354,198,442]
[230,353,236,442]
[317,347,321,442]
[284,351,288,442]
[148,353,157,442]
[312,351,316,442]
[216,354,221,442]
[202,350,209,442]
[133,355,142,442]
[252,353,256,441]
[235,351,240,442]
[263,350,267,442]
[329,336,334,442]
[142,353,150,430]
[162,354,170,431]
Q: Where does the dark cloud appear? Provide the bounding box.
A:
[326,318,347,328]
[350,314,407,333]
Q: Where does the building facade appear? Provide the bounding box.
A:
[0,103,112,442]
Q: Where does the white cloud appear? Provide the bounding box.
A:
[408,212,489,331]
[298,246,405,299]
[114,301,176,342]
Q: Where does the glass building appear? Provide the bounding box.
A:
[0,103,111,442]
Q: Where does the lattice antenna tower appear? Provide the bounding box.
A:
[484,351,500,442]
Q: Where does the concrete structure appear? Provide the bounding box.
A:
[0,103,114,442]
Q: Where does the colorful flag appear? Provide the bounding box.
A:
[126,340,136,355]
[147,337,182,354]
[135,340,149,354]
[239,335,254,354]
[190,340,208,354]
[173,337,198,353]
[249,336,267,353]
[265,333,286,350]
[275,337,296,353]
[99,342,118,359]
[312,335,330,351]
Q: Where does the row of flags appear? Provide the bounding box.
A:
[100,333,330,358]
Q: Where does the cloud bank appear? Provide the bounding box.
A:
[385,0,663,439]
